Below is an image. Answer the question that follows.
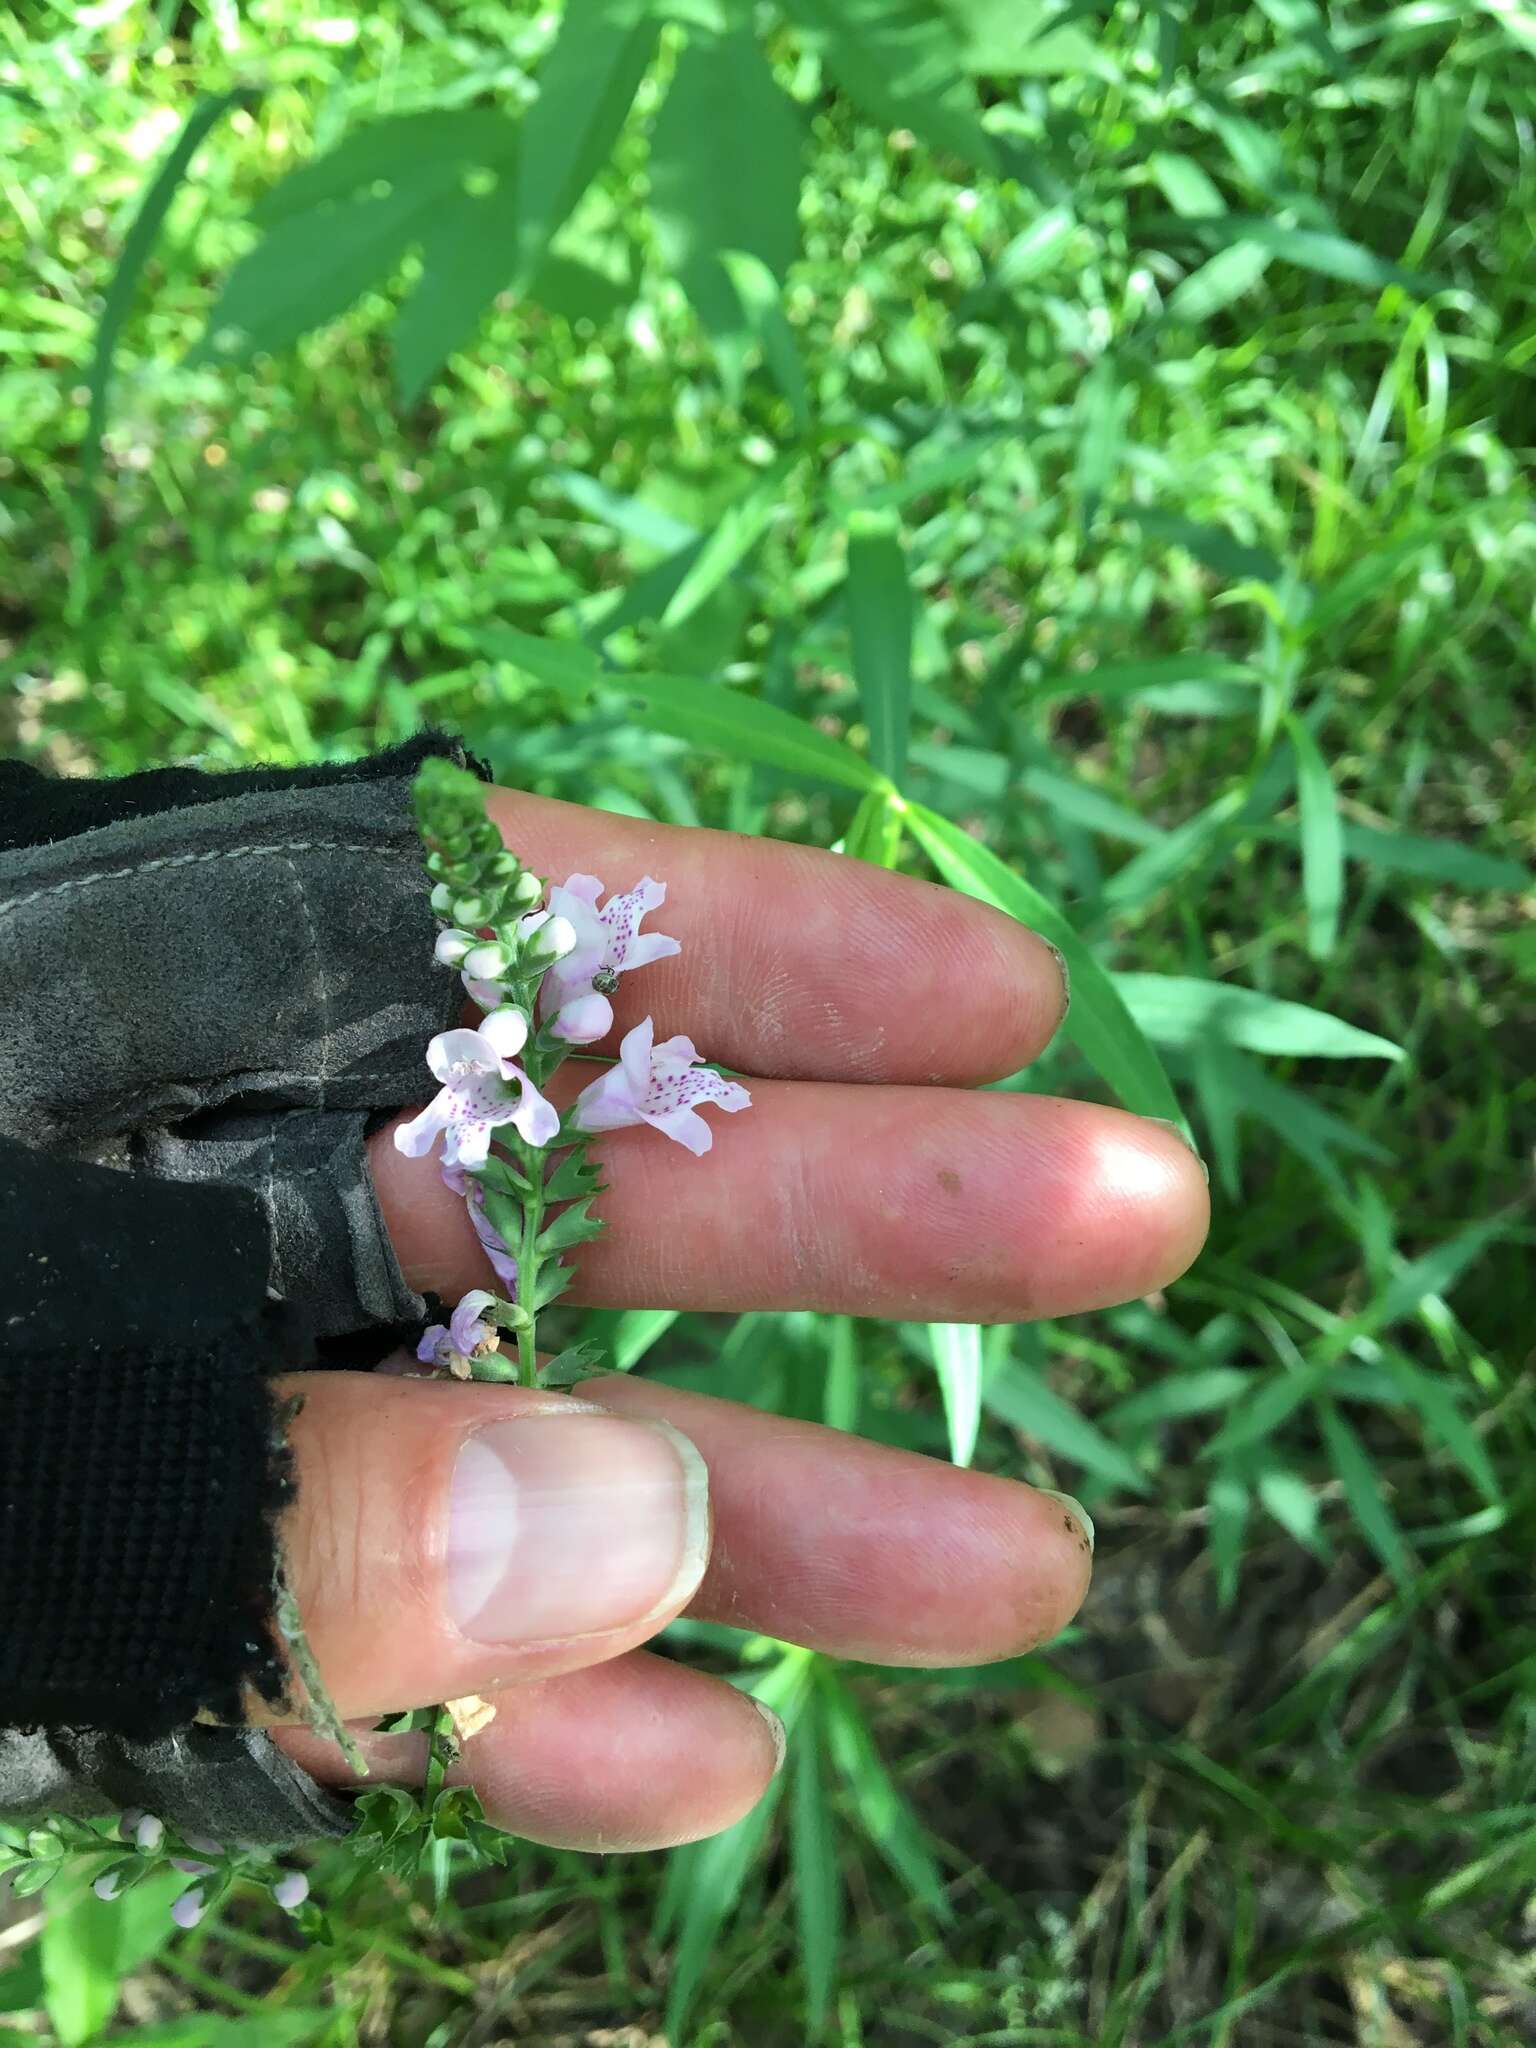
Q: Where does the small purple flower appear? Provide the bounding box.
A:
[170,1888,205,1930]
[539,876,680,1044]
[394,1025,558,1168]
[574,1018,750,1156]
[272,1870,309,1913]
[441,1164,519,1290]
[417,1289,500,1376]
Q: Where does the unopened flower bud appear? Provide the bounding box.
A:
[93,1871,124,1902]
[452,893,491,925]
[170,1889,205,1930]
[479,1007,529,1062]
[434,928,476,967]
[273,1870,310,1912]
[553,991,612,1044]
[118,1808,145,1841]
[135,1815,164,1854]
[462,941,512,982]
[511,869,544,908]
[429,882,455,917]
[523,912,577,963]
[172,1857,215,1877]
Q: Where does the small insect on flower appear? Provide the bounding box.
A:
[539,876,681,1044]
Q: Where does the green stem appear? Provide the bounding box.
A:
[514,1132,545,1388]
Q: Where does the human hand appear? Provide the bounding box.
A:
[271,788,1208,1848]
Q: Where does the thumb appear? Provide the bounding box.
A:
[261,1371,711,1721]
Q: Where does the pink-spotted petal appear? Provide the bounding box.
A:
[394,1092,453,1158]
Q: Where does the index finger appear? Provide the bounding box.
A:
[485,788,1067,1086]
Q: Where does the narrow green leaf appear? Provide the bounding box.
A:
[1389,1367,1500,1503]
[1166,240,1272,323]
[1192,215,1432,293]
[84,90,253,507]
[928,1323,982,1468]
[905,802,1183,1123]
[393,187,511,404]
[1361,1212,1512,1341]
[253,109,519,224]
[720,250,809,426]
[1318,1400,1411,1587]
[42,1873,124,2047]
[821,1677,951,1914]
[994,206,1076,289]
[516,0,658,270]
[483,634,889,793]
[660,460,794,630]
[202,184,435,358]
[847,510,912,787]
[1339,822,1530,893]
[791,1687,842,2031]
[983,1358,1149,1494]
[1207,1472,1250,1608]
[1148,151,1226,218]
[1105,1368,1253,1433]
[784,0,998,171]
[1029,654,1258,704]
[1286,713,1344,960]
[1203,1364,1329,1461]
[1256,1466,1328,1557]
[650,30,803,371]
[1073,352,1128,530]
[842,789,906,868]
[610,1307,679,1372]
[1113,973,1404,1062]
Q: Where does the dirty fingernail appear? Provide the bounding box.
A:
[1038,1488,1095,1555]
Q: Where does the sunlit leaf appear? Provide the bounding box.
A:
[847,509,912,787]
[906,802,1183,1123]
[928,1322,982,1467]
[1114,974,1404,1062]
[1286,712,1345,959]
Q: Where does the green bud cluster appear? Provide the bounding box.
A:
[412,759,542,928]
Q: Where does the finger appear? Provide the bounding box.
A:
[274,1649,782,1852]
[266,1374,711,1720]
[577,1378,1096,1666]
[371,1088,1209,1320]
[481,787,1067,1085]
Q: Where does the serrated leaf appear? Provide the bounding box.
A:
[982,1357,1149,1493]
[537,1196,604,1254]
[928,1322,982,1468]
[1114,973,1404,1062]
[1286,713,1344,960]
[540,1340,608,1386]
[516,0,658,270]
[532,1262,577,1311]
[544,1149,602,1201]
[847,510,912,787]
[905,802,1183,1123]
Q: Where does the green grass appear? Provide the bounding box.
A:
[3,0,1535,2041]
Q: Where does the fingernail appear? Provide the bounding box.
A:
[1144,1116,1210,1183]
[446,1414,710,1644]
[1038,1488,1095,1555]
[1046,941,1071,1024]
[752,1697,788,1776]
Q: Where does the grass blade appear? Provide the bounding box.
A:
[928,1323,983,1468]
[1286,713,1344,959]
[906,802,1184,1123]
[847,509,913,787]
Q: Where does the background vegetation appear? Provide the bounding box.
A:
[2,0,1533,2041]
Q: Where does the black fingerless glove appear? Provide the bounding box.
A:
[0,731,488,1841]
